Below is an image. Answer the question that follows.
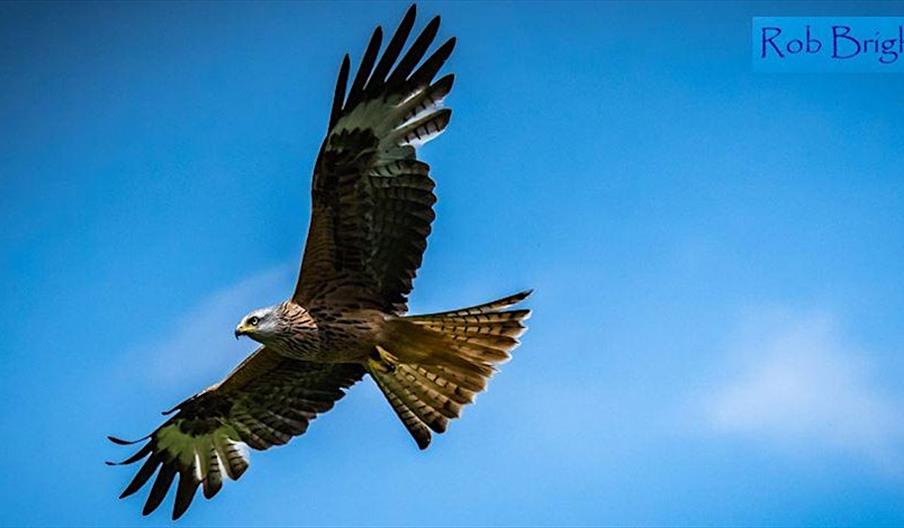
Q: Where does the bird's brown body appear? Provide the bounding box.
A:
[109,5,531,521]
[259,301,387,363]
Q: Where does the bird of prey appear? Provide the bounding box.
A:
[109,4,531,520]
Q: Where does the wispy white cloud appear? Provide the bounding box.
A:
[126,263,295,388]
[699,308,904,470]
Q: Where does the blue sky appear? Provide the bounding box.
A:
[2,1,903,525]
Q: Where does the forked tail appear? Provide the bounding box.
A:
[366,290,532,448]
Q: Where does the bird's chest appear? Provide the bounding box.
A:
[275,309,384,363]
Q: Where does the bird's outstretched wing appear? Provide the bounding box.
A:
[293,5,455,314]
[108,347,364,520]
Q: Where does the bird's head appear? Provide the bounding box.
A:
[234,305,282,343]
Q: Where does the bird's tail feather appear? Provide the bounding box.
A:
[366,291,532,449]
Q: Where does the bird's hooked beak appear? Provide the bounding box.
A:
[234,324,248,340]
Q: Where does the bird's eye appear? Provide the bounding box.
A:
[248,316,259,326]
